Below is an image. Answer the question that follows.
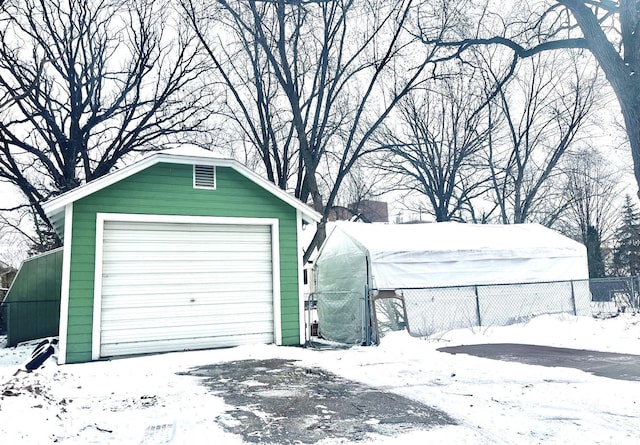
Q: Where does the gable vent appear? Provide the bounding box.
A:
[194,165,216,189]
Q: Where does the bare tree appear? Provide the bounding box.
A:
[0,207,43,255]
[483,53,597,225]
[182,0,299,190]
[557,146,622,276]
[332,165,389,207]
[375,69,493,222]
[183,0,472,259]
[560,147,621,241]
[418,0,640,199]
[0,213,29,267]
[0,0,213,243]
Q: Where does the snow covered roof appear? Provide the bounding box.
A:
[330,221,585,259]
[319,222,588,288]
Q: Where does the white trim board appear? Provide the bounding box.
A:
[297,210,306,345]
[58,204,74,365]
[271,219,282,346]
[91,213,282,360]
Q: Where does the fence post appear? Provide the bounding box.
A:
[305,292,313,346]
[363,286,370,346]
[474,285,482,326]
[570,280,577,316]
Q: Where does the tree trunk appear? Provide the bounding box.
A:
[617,95,640,200]
[561,0,640,196]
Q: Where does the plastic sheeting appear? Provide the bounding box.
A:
[321,222,589,289]
[314,222,591,343]
[314,227,369,344]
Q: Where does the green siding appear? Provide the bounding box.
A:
[66,163,300,363]
[3,249,63,346]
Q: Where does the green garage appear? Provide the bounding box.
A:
[42,147,320,364]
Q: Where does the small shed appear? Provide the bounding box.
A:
[314,222,591,343]
[42,146,320,364]
[1,249,62,345]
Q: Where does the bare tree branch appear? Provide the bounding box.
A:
[419,0,640,200]
[0,0,214,249]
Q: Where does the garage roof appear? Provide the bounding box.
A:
[42,146,322,224]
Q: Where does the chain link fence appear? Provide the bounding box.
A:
[378,281,588,338]
[590,276,640,317]
[309,277,640,346]
[371,278,639,340]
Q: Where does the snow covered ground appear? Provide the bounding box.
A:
[1,313,639,444]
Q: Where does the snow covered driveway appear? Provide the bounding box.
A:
[1,313,640,444]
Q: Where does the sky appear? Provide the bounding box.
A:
[1,312,639,444]
[0,181,29,267]
[0,181,21,210]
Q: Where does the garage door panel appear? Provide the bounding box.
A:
[104,234,271,245]
[105,322,273,349]
[101,287,273,302]
[99,221,276,357]
[101,314,274,335]
[101,270,273,286]
[102,288,272,301]
[105,253,272,264]
[105,230,271,241]
[105,221,270,233]
[104,221,270,233]
[102,296,272,314]
[101,288,274,304]
[101,261,273,275]
[104,266,273,279]
[100,280,273,292]
[102,322,275,338]
[102,301,274,321]
[104,223,270,241]
[103,243,271,255]
[100,333,274,356]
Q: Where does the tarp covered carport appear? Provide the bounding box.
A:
[314,222,591,344]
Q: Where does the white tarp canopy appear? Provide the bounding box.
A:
[313,222,591,344]
[321,222,589,289]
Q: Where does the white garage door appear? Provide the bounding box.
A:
[99,221,274,357]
